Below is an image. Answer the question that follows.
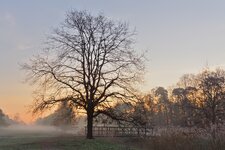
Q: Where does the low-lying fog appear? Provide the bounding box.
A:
[0,124,84,137]
[0,108,85,138]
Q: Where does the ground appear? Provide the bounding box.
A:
[1,126,225,150]
[0,136,137,150]
[0,127,137,150]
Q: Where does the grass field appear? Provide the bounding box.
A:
[2,134,225,150]
[0,126,136,150]
[0,136,137,150]
[1,126,225,150]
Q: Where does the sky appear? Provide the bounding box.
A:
[0,0,225,123]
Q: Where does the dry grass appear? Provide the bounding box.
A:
[116,131,225,150]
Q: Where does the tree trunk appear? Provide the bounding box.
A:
[86,103,94,139]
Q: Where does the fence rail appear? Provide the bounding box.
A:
[85,126,153,137]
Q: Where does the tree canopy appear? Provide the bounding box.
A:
[23,10,144,139]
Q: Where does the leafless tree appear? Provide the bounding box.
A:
[23,10,144,139]
[197,69,225,126]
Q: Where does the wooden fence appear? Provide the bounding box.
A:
[85,126,153,137]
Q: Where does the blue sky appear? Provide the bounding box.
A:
[1,0,225,121]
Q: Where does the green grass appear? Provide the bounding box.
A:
[0,135,136,150]
[2,135,225,150]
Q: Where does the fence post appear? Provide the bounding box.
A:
[138,127,140,136]
[145,127,147,137]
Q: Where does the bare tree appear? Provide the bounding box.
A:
[197,69,225,126]
[23,10,144,139]
[177,73,197,88]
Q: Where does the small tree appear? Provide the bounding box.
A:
[52,101,76,127]
[0,109,9,126]
[35,101,76,128]
[130,95,154,128]
[23,10,144,139]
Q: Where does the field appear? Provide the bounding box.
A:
[0,126,137,150]
[1,126,225,150]
[1,134,225,150]
[0,136,137,150]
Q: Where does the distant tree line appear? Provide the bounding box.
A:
[0,109,18,126]
[97,68,225,133]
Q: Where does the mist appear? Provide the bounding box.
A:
[0,124,84,138]
[0,103,88,139]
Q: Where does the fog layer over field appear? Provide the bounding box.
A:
[0,105,85,137]
[0,124,84,137]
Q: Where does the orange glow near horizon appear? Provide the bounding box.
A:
[0,81,36,124]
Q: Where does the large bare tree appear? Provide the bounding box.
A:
[23,10,144,139]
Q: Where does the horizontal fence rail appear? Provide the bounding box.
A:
[85,126,153,137]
